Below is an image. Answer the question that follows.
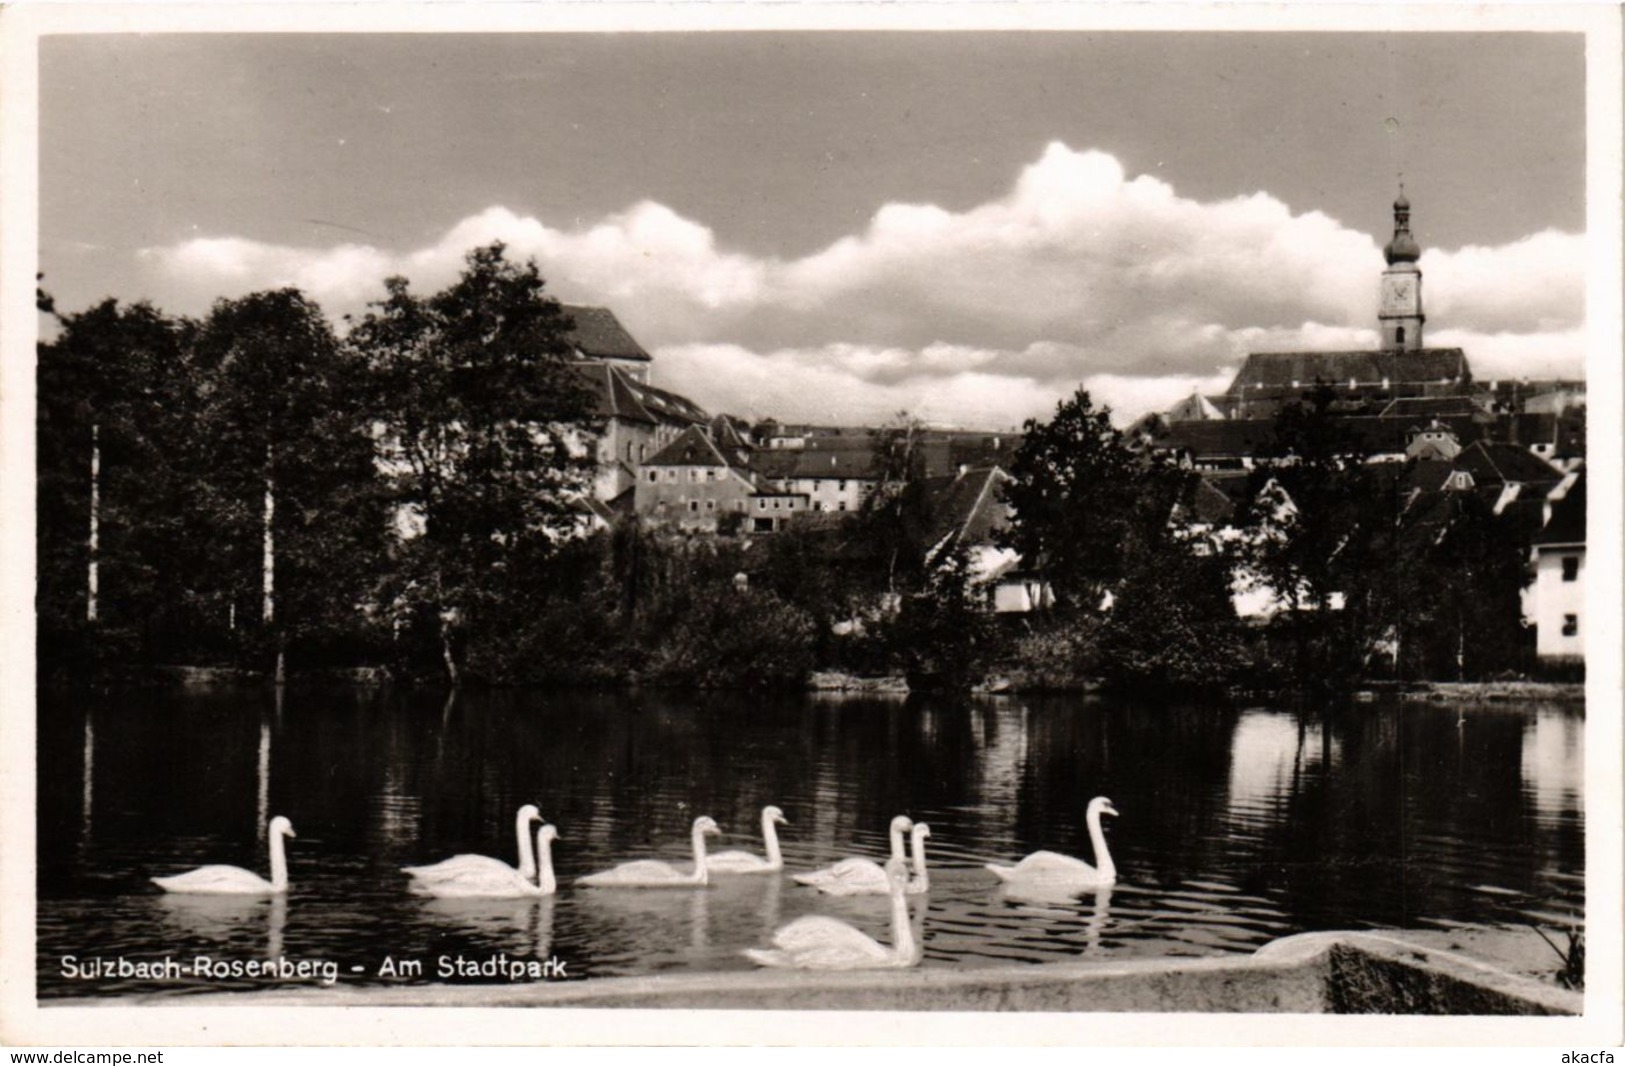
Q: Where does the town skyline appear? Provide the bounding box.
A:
[41,28,1586,429]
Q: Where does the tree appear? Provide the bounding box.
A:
[887,544,994,693]
[36,297,198,671]
[1097,541,1248,695]
[1237,385,1389,690]
[191,288,385,681]
[999,388,1168,612]
[350,243,598,684]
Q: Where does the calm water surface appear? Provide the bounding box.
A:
[37,688,1585,998]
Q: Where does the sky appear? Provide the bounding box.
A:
[39,30,1587,429]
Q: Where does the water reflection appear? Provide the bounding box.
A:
[419,895,555,959]
[36,688,1585,997]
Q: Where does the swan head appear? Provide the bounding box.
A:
[538,823,560,844]
[913,822,932,841]
[694,816,721,836]
[889,815,915,835]
[1088,797,1120,819]
[764,806,788,825]
[269,816,296,838]
[518,804,542,824]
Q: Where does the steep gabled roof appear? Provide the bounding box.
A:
[1167,393,1226,421]
[1454,440,1562,488]
[561,305,651,362]
[645,425,733,468]
[1536,473,1585,548]
[923,465,1012,551]
[575,362,657,425]
[1227,349,1469,396]
[1379,395,1488,419]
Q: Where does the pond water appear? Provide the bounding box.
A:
[36,687,1585,999]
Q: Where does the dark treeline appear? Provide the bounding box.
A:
[38,251,1537,695]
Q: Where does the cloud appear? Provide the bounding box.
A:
[136,142,1583,426]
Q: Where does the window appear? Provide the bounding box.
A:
[706,500,715,511]
[689,501,699,513]
[1562,614,1579,637]
[773,500,781,510]
[690,470,699,482]
[753,517,774,533]
[1562,556,1580,582]
[838,479,847,491]
[648,471,658,483]
[1395,326,1406,345]
[708,470,718,482]
[758,500,767,510]
[838,501,847,512]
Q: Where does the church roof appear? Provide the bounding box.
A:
[561,305,652,362]
[1226,349,1469,396]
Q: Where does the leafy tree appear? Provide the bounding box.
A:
[1238,386,1401,689]
[191,288,385,680]
[999,388,1168,612]
[1097,541,1248,695]
[887,545,994,693]
[350,243,597,683]
[36,298,198,672]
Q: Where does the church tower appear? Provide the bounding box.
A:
[1378,190,1425,351]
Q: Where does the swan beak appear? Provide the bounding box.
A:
[1103,804,1120,818]
[775,815,789,826]
[285,827,297,838]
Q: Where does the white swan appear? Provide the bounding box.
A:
[579,816,720,888]
[403,804,541,889]
[802,820,931,896]
[706,806,787,875]
[793,814,912,892]
[744,858,921,970]
[152,816,296,895]
[986,796,1119,888]
[409,821,560,898]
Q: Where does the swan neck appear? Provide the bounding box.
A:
[516,811,537,881]
[1087,808,1116,882]
[536,834,556,895]
[910,829,928,885]
[890,879,915,962]
[762,813,782,867]
[889,823,906,862]
[268,828,289,891]
[691,826,710,884]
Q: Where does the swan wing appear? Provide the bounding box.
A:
[578,860,690,887]
[770,915,874,952]
[407,864,536,898]
[152,865,275,895]
[795,858,888,894]
[706,850,776,874]
[989,851,1108,885]
[403,855,516,884]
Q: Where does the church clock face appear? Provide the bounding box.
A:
[1381,274,1417,314]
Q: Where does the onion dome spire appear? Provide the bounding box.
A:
[1384,186,1420,265]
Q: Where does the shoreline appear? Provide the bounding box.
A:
[44,666,1586,705]
[43,928,1581,1015]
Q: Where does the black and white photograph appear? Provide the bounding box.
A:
[2,1,1620,1051]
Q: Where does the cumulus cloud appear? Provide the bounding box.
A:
[136,142,1584,426]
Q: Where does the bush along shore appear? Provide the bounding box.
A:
[42,513,1580,703]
